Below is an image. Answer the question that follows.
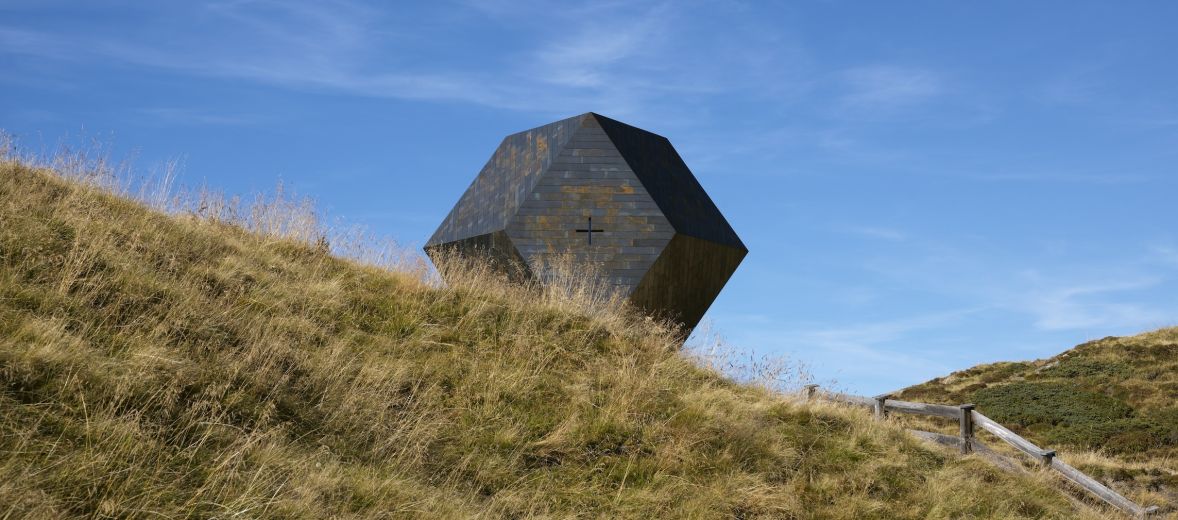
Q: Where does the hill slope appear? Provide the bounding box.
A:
[897,330,1178,512]
[0,157,1089,518]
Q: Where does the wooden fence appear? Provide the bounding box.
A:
[802,385,1161,519]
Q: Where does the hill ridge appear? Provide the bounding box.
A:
[897,329,1178,514]
[0,152,1094,518]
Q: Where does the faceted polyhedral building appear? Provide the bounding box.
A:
[424,113,746,331]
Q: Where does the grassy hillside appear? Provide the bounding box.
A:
[0,153,1095,519]
[897,330,1178,513]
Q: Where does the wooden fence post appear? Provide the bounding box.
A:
[1038,449,1056,467]
[839,394,1159,517]
[958,404,975,454]
[803,384,819,402]
[874,394,890,420]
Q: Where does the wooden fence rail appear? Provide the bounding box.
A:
[801,384,1160,519]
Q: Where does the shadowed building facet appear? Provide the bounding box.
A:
[425,113,746,331]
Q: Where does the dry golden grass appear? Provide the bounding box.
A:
[0,141,1105,518]
[896,327,1178,517]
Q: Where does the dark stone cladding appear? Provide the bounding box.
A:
[592,113,747,252]
[426,114,583,247]
[424,228,534,284]
[506,114,674,292]
[628,234,746,330]
[424,230,532,283]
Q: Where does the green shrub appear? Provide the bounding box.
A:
[1143,407,1178,446]
[968,382,1178,453]
[1038,357,1131,380]
[979,362,1033,383]
[972,382,1133,429]
[1057,409,1178,453]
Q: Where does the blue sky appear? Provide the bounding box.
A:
[3,1,1177,395]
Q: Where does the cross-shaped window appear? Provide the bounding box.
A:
[575,216,603,245]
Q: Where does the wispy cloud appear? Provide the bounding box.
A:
[1007,277,1170,331]
[532,11,665,89]
[1148,243,1178,268]
[1038,76,1101,106]
[1034,60,1112,107]
[0,1,816,123]
[136,107,263,126]
[839,65,942,111]
[961,170,1152,184]
[1140,117,1178,128]
[853,230,1178,333]
[793,308,979,350]
[754,308,982,391]
[0,26,75,59]
[839,225,907,241]
[0,4,521,109]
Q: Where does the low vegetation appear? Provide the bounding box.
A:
[0,143,1103,518]
[898,330,1178,515]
